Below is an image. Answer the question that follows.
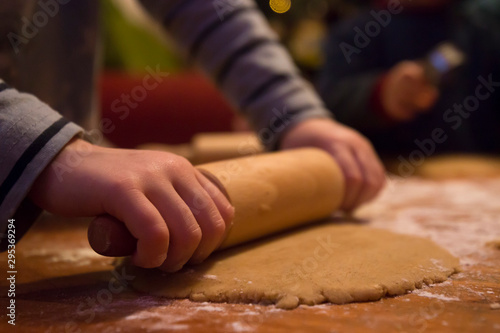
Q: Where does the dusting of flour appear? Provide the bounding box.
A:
[359,177,500,265]
[357,177,500,302]
[120,299,268,331]
[23,247,102,266]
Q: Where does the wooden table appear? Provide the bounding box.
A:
[1,176,499,332]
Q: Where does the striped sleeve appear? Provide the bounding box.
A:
[0,80,83,249]
[139,0,332,150]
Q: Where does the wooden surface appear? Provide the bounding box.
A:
[1,176,500,333]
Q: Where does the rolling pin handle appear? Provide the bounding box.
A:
[88,215,136,257]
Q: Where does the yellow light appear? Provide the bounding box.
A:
[269,0,291,14]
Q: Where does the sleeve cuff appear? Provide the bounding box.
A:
[0,86,85,249]
[264,107,333,151]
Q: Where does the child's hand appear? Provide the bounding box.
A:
[29,138,234,271]
[381,60,439,121]
[280,118,386,212]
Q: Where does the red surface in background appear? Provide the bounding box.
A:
[99,71,236,148]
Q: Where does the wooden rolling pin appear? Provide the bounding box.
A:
[87,148,344,257]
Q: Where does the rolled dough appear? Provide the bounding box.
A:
[120,223,459,309]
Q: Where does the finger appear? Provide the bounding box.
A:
[328,144,364,212]
[195,169,235,241]
[400,64,427,101]
[176,174,228,264]
[402,61,426,80]
[395,102,418,121]
[351,146,386,207]
[401,80,424,107]
[147,184,202,272]
[104,189,169,268]
[415,85,439,110]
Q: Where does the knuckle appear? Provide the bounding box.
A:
[345,171,362,186]
[362,137,374,149]
[205,215,227,238]
[354,134,372,149]
[166,154,192,171]
[144,153,194,179]
[346,132,371,150]
[145,225,170,249]
[191,191,211,211]
[108,175,140,196]
[368,171,384,187]
[184,224,203,248]
[365,177,378,191]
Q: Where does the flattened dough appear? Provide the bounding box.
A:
[120,223,459,309]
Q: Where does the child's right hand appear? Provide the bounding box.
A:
[28,138,234,271]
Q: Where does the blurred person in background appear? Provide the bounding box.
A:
[317,0,500,159]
